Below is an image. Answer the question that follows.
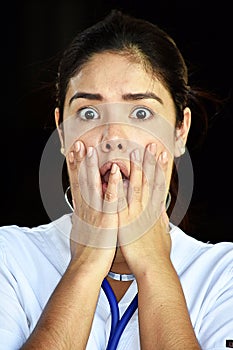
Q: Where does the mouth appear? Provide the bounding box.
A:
[100,161,130,192]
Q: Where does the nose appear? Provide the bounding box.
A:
[101,138,128,152]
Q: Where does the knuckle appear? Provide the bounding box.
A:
[118,196,126,205]
[133,163,142,172]
[118,197,127,211]
[132,186,141,201]
[154,182,166,192]
[70,182,80,192]
[148,158,156,166]
[132,186,141,194]
[75,154,83,162]
[86,159,96,167]
[145,152,156,165]
[104,190,114,202]
[108,176,118,186]
[78,178,87,187]
[87,184,98,192]
[68,162,77,171]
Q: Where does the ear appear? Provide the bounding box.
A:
[174,107,191,157]
[55,107,65,155]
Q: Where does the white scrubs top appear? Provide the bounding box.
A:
[0,214,232,349]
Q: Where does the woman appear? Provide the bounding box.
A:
[0,10,232,350]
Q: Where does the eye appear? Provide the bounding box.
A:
[77,107,100,120]
[130,107,154,120]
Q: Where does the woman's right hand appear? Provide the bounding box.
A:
[67,140,120,279]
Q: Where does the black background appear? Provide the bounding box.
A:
[1,0,233,243]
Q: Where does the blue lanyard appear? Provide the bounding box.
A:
[101,278,138,350]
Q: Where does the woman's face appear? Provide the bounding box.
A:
[58,52,190,194]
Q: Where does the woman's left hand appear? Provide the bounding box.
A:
[117,143,171,278]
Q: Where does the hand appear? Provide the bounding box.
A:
[117,143,171,277]
[67,140,121,278]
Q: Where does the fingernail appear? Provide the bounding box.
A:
[111,163,118,174]
[87,146,93,158]
[74,141,81,152]
[149,143,157,155]
[160,151,168,163]
[68,151,74,163]
[79,142,85,158]
[132,149,140,162]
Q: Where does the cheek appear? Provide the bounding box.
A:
[64,124,102,151]
[79,129,102,148]
[66,123,174,159]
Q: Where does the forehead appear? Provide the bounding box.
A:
[65,52,174,107]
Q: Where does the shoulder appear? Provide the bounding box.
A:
[170,223,233,273]
[170,223,233,298]
[0,214,72,270]
[170,223,233,312]
[170,224,233,343]
[0,214,72,244]
[0,215,72,344]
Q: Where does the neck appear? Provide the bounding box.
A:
[110,247,132,274]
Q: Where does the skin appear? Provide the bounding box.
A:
[22,52,200,349]
[57,52,191,276]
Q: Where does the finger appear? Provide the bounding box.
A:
[142,143,157,205]
[74,140,86,162]
[67,150,76,171]
[84,146,102,212]
[151,151,168,213]
[102,163,121,215]
[117,173,128,214]
[128,148,143,214]
[67,140,85,171]
[68,140,86,210]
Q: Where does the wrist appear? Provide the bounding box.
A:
[67,258,106,286]
[136,257,177,292]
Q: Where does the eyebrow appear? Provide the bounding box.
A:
[69,92,103,105]
[69,91,163,105]
[122,92,163,104]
